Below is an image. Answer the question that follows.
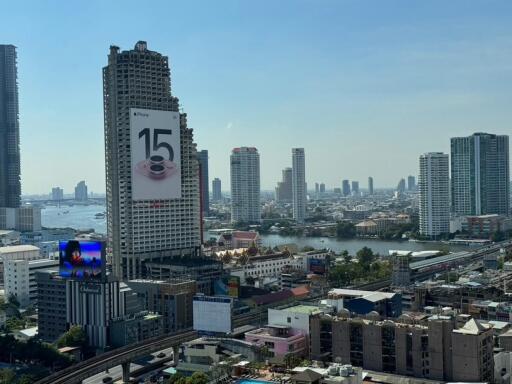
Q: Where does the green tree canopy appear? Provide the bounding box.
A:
[356,247,375,265]
[57,325,87,348]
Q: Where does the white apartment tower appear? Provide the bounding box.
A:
[230,147,260,223]
[419,152,450,238]
[292,148,306,223]
[103,41,201,279]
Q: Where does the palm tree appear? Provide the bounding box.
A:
[238,252,249,266]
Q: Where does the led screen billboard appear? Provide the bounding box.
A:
[214,276,240,298]
[130,108,181,200]
[59,240,105,280]
[309,258,326,275]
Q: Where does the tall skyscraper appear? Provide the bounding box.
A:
[51,187,64,201]
[197,150,209,214]
[419,153,450,238]
[342,180,351,196]
[368,177,374,195]
[396,178,406,194]
[351,181,359,195]
[0,45,21,208]
[315,183,319,194]
[275,167,293,203]
[212,178,222,202]
[319,183,326,193]
[103,41,201,279]
[292,148,306,223]
[451,133,510,216]
[74,180,88,201]
[407,175,416,191]
[230,147,260,223]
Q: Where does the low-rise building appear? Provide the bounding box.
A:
[0,244,40,285]
[326,289,402,318]
[245,325,307,358]
[462,214,511,238]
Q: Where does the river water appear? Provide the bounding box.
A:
[42,204,469,255]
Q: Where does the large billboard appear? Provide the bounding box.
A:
[59,240,105,280]
[193,295,232,335]
[309,258,327,275]
[214,276,240,298]
[130,108,181,200]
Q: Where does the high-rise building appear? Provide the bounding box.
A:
[74,180,88,201]
[197,150,209,214]
[103,41,201,279]
[0,45,21,208]
[342,180,351,196]
[230,147,260,223]
[315,183,319,194]
[275,167,293,203]
[351,181,359,195]
[451,132,509,216]
[397,178,406,193]
[212,178,222,202]
[419,153,450,238]
[292,148,306,223]
[368,177,374,195]
[407,175,416,191]
[319,183,326,193]
[51,187,64,201]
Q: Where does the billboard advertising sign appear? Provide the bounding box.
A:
[130,108,181,200]
[214,276,240,298]
[309,258,326,275]
[193,295,232,334]
[59,240,105,280]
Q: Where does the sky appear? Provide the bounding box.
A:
[1,0,512,194]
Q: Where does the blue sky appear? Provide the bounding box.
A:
[2,0,511,194]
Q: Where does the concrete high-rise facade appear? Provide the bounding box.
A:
[212,178,222,202]
[342,180,350,196]
[275,167,293,203]
[292,148,306,223]
[397,178,406,193]
[351,181,359,196]
[103,41,201,279]
[407,175,416,191]
[0,45,21,208]
[319,183,325,193]
[74,180,88,201]
[419,153,450,238]
[368,177,374,195]
[451,132,509,216]
[51,187,64,201]
[230,147,260,223]
[197,150,209,214]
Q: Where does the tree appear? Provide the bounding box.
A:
[341,250,351,263]
[187,371,209,384]
[0,368,15,384]
[238,253,249,266]
[7,294,20,309]
[336,222,356,239]
[57,325,87,348]
[356,247,375,265]
[221,253,232,264]
[302,246,315,252]
[17,375,35,384]
[284,353,302,369]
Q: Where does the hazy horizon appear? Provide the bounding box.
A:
[2,0,511,195]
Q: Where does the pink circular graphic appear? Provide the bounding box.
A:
[135,159,179,180]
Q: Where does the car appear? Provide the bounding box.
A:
[157,352,166,358]
[102,377,113,384]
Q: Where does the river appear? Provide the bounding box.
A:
[42,204,470,255]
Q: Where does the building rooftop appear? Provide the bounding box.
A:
[328,288,396,300]
[453,318,491,335]
[0,245,39,254]
[284,304,322,315]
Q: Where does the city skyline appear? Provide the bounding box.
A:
[1,1,512,194]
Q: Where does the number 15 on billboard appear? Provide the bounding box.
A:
[130,108,181,200]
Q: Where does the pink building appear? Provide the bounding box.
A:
[245,325,306,358]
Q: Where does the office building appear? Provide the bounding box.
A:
[197,150,209,214]
[127,278,196,333]
[0,206,41,232]
[342,180,351,196]
[368,177,374,195]
[36,270,67,342]
[276,167,293,203]
[396,178,406,194]
[74,180,88,201]
[315,183,319,194]
[0,45,21,209]
[319,183,326,193]
[292,148,306,223]
[351,181,359,196]
[407,175,416,191]
[230,147,260,223]
[4,258,58,308]
[51,187,64,201]
[0,244,40,285]
[103,41,201,279]
[451,133,509,216]
[212,178,222,202]
[419,153,450,238]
